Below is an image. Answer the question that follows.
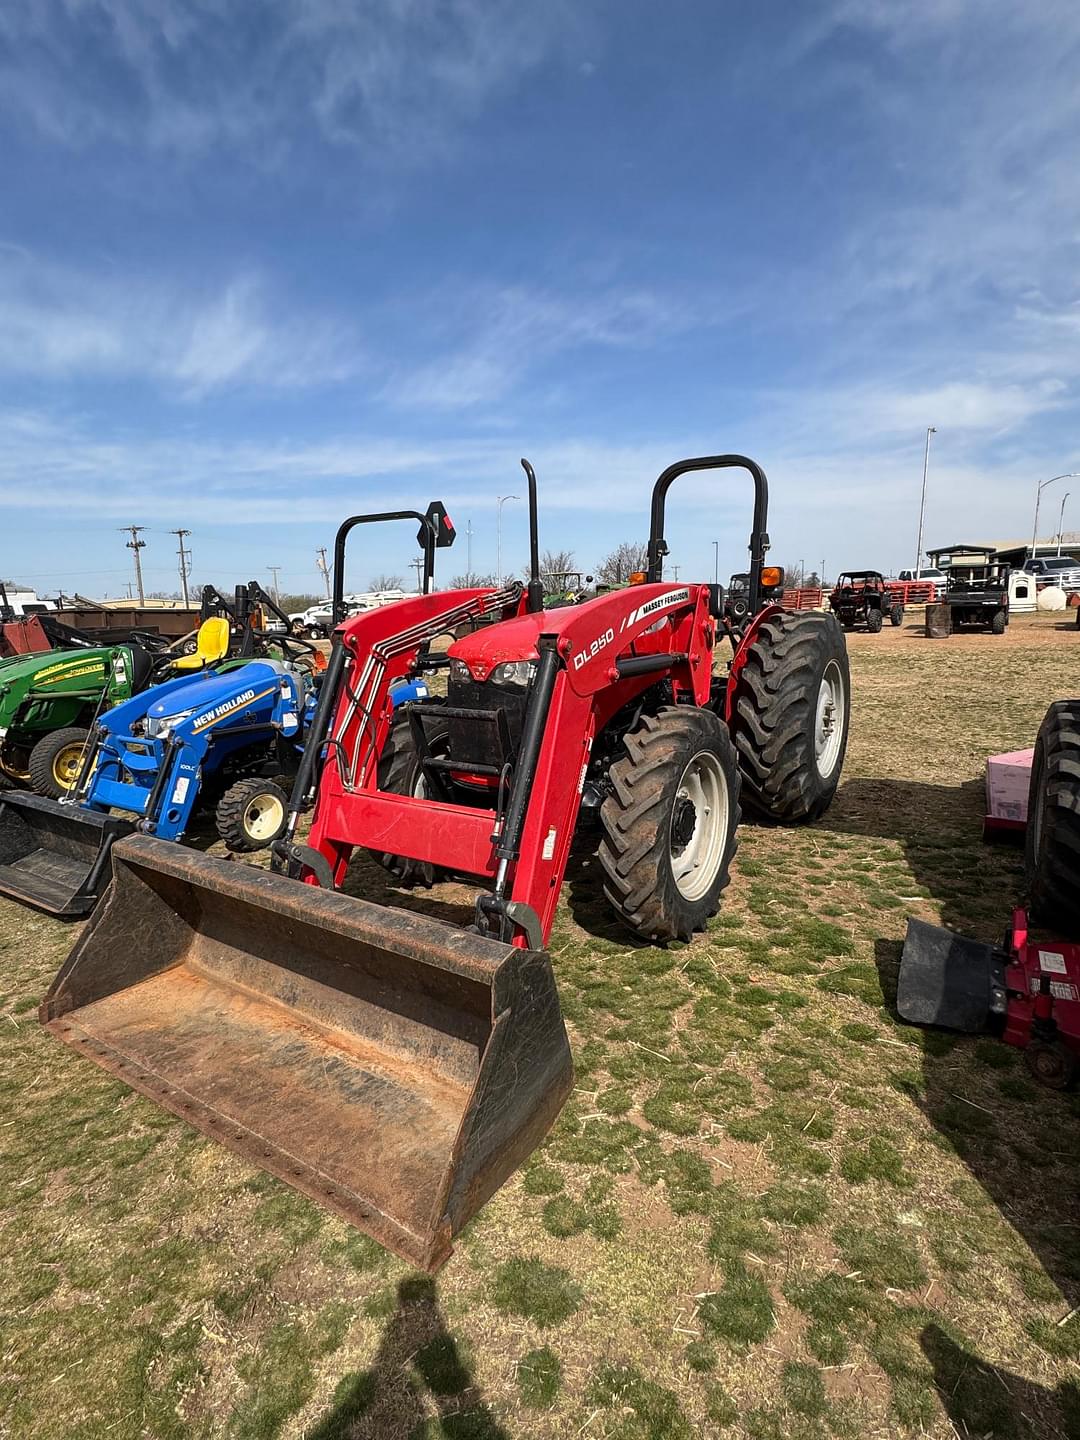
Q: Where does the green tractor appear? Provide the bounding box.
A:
[0,582,293,799]
[0,640,163,797]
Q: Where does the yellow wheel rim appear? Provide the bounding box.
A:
[52,744,84,790]
[244,793,285,842]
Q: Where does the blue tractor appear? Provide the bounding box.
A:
[0,503,455,916]
[72,654,319,849]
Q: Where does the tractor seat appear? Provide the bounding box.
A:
[172,617,231,671]
[128,642,157,694]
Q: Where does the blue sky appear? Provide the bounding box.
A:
[2,0,1079,597]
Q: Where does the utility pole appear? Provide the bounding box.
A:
[267,565,282,605]
[712,540,719,584]
[410,556,424,593]
[119,525,146,605]
[914,425,937,574]
[316,546,331,600]
[170,529,192,607]
[671,564,680,581]
[466,520,474,584]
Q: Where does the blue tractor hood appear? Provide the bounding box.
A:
[147,662,285,723]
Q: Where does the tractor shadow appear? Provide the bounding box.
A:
[873,933,1080,1309]
[831,777,1080,1312]
[920,1324,1079,1438]
[816,775,1021,936]
[306,1276,509,1440]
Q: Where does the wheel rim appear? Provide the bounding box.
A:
[244,792,285,842]
[53,744,84,789]
[814,660,846,779]
[669,749,729,901]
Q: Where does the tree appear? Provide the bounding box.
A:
[369,573,404,591]
[527,549,577,582]
[279,592,322,613]
[596,541,648,587]
[451,572,497,588]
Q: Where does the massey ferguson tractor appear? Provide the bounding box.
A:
[39,454,850,1271]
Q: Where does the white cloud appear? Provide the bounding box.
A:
[0,253,354,393]
[0,0,584,161]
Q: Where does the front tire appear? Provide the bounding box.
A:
[599,706,740,943]
[991,610,1007,634]
[28,727,90,799]
[215,776,289,852]
[730,611,850,823]
[1026,700,1080,938]
[889,604,904,627]
[866,607,883,633]
[374,708,450,887]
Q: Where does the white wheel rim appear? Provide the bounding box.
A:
[669,749,729,901]
[244,792,284,842]
[814,659,846,779]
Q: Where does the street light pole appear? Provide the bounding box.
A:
[496,495,519,584]
[712,540,719,584]
[1031,472,1080,561]
[1058,493,1071,555]
[914,426,937,574]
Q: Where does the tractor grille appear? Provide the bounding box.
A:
[446,675,528,771]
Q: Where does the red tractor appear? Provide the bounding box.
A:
[41,454,851,1270]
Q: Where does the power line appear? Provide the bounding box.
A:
[170,529,192,607]
[119,525,147,605]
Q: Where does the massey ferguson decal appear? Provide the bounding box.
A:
[619,587,691,631]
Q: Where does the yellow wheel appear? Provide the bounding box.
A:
[28,727,91,800]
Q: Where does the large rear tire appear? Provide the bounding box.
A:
[599,706,740,943]
[375,709,450,887]
[28,727,90,799]
[1026,700,1080,938]
[991,610,1006,634]
[730,611,850,823]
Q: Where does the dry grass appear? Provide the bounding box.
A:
[2,613,1080,1439]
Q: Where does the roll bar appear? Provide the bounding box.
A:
[646,454,770,614]
[331,502,455,625]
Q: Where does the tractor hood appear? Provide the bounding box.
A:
[0,647,113,693]
[147,661,285,724]
[448,611,545,681]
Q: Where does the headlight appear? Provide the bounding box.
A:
[490,660,536,688]
[449,658,473,683]
[147,707,194,738]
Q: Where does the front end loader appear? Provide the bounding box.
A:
[40,455,850,1270]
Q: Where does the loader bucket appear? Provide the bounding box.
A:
[0,791,134,918]
[897,917,1008,1033]
[40,836,573,1271]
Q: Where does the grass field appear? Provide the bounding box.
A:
[2,613,1080,1440]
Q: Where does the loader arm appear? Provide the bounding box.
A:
[301,581,711,946]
